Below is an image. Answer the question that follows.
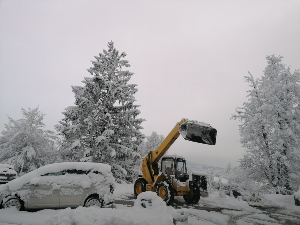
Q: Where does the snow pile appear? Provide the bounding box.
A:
[0,208,58,225]
[172,209,188,225]
[237,213,281,225]
[188,208,229,225]
[134,191,167,210]
[45,207,139,225]
[46,206,174,225]
[260,194,297,209]
[1,162,111,191]
[200,191,259,212]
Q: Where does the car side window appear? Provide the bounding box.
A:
[65,169,87,175]
[42,171,65,176]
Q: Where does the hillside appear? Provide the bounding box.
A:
[186,160,225,176]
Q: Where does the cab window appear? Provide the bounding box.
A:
[176,159,187,177]
[161,158,175,175]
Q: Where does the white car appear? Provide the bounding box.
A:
[0,164,17,185]
[0,162,115,210]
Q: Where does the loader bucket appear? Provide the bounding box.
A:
[179,121,217,145]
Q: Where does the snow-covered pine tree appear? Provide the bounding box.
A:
[0,107,59,174]
[56,41,145,183]
[232,55,300,194]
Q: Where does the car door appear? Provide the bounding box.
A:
[27,172,62,209]
[59,170,86,207]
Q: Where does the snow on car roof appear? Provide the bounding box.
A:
[36,162,112,175]
[0,164,15,169]
[0,168,17,174]
[2,162,112,192]
[0,164,17,175]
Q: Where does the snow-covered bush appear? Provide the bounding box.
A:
[56,42,145,183]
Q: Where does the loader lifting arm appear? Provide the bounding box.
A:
[140,119,217,185]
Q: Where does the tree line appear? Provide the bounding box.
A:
[0,42,299,193]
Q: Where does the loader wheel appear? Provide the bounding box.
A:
[156,181,174,205]
[134,178,147,197]
[183,181,200,204]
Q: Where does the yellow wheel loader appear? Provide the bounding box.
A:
[134,119,217,205]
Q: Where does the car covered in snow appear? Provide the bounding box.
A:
[0,162,115,210]
[0,164,17,185]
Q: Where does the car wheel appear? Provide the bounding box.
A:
[3,197,24,211]
[183,181,200,204]
[156,181,174,205]
[84,195,102,207]
[134,178,147,197]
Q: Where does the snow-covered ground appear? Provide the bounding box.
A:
[0,183,299,225]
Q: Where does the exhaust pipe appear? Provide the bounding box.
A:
[179,121,217,145]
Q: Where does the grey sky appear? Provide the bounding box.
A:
[0,0,299,167]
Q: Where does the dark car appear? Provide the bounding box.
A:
[0,164,17,185]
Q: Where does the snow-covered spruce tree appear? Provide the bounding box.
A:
[55,42,145,183]
[232,55,300,194]
[0,107,59,174]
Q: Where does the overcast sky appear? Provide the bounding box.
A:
[0,0,299,168]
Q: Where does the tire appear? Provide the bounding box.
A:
[134,178,147,198]
[3,197,24,211]
[183,181,200,204]
[156,181,174,205]
[84,195,102,208]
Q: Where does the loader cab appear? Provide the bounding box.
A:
[161,156,189,182]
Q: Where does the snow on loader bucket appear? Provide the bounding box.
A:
[179,121,217,145]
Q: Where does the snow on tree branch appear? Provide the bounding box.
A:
[232,55,300,194]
